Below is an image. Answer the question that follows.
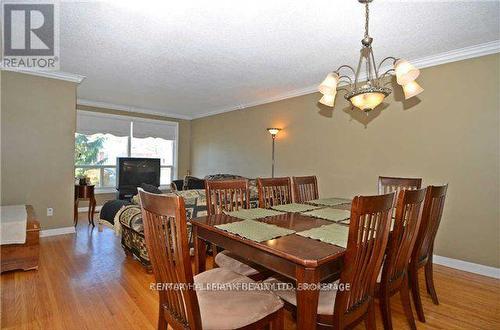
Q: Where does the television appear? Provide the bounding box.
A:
[116,157,160,191]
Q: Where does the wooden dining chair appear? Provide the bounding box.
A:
[292,175,319,203]
[378,176,422,195]
[409,184,448,323]
[257,177,293,208]
[377,188,427,330]
[205,180,261,278]
[138,189,284,330]
[267,192,395,329]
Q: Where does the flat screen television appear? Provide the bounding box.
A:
[116,157,160,190]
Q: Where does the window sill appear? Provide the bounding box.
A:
[94,186,172,195]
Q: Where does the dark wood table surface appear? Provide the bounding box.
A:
[190,202,351,330]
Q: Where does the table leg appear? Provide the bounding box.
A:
[193,227,206,274]
[74,199,79,227]
[89,197,96,227]
[295,266,320,330]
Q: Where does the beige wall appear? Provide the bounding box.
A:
[76,105,192,207]
[191,54,500,268]
[1,71,78,230]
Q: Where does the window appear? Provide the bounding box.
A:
[75,111,178,190]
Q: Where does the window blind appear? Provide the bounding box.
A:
[132,119,177,140]
[76,111,131,137]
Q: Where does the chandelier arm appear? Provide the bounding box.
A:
[370,47,379,83]
[338,75,353,86]
[377,56,398,74]
[335,65,356,76]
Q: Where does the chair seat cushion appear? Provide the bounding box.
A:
[265,277,339,315]
[214,250,260,276]
[194,268,283,329]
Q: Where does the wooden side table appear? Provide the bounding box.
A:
[74,184,96,227]
[1,205,40,273]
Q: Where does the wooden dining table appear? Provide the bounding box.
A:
[190,202,351,330]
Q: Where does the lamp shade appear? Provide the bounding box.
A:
[319,93,336,107]
[349,92,386,111]
[319,72,339,95]
[402,81,424,99]
[395,59,420,85]
[267,128,281,136]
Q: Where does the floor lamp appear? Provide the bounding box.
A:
[267,128,281,178]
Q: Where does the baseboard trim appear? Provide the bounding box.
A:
[77,205,103,213]
[40,226,76,238]
[433,255,500,279]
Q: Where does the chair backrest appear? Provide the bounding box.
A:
[138,189,202,330]
[257,177,292,208]
[292,176,319,203]
[378,176,422,195]
[205,179,250,216]
[412,185,448,265]
[381,188,426,286]
[334,193,395,326]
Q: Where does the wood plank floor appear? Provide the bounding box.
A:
[1,215,499,329]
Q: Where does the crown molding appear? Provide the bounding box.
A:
[0,67,85,84]
[191,40,500,119]
[77,98,193,120]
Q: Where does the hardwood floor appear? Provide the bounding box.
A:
[1,214,499,329]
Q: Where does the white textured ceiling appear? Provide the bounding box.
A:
[61,0,500,119]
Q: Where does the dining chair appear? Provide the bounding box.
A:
[409,184,448,323]
[205,179,261,278]
[376,188,427,330]
[257,177,293,208]
[138,189,284,330]
[267,192,395,329]
[377,176,422,195]
[292,175,319,203]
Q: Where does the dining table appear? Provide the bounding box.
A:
[190,200,352,330]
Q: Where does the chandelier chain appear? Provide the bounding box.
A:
[364,2,370,38]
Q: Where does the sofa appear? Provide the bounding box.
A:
[100,174,259,269]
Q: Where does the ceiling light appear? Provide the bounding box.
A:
[318,0,423,112]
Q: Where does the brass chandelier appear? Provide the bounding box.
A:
[319,0,424,111]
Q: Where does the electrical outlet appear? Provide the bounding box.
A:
[47,208,53,216]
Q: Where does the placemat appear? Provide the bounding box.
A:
[271,203,321,213]
[215,220,296,242]
[308,197,351,207]
[301,208,351,222]
[297,223,349,248]
[224,208,285,220]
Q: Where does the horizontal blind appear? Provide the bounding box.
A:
[77,111,131,137]
[132,119,177,140]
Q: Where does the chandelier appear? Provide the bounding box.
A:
[319,0,424,112]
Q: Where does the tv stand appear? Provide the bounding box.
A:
[116,188,137,201]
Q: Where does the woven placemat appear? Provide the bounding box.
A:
[224,208,285,220]
[301,208,351,222]
[308,197,351,207]
[215,220,296,242]
[297,223,349,248]
[271,203,321,213]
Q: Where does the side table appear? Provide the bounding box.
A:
[74,184,96,227]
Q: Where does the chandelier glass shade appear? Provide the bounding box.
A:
[318,0,423,112]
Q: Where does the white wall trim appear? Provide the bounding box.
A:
[40,226,76,238]
[190,40,500,119]
[433,255,500,279]
[77,99,192,121]
[0,67,86,84]
[77,205,103,213]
